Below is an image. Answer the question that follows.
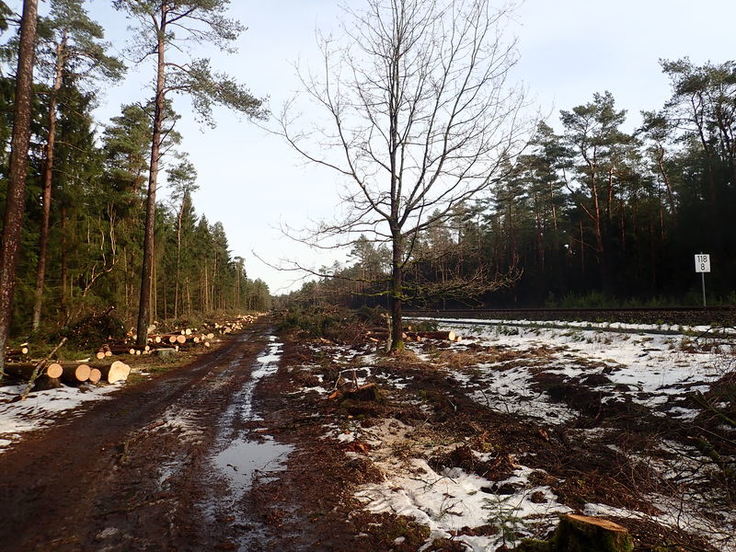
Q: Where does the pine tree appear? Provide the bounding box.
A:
[0,0,39,376]
[31,0,124,330]
[113,0,266,346]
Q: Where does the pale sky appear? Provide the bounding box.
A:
[34,1,736,293]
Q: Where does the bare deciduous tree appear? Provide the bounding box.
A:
[278,0,528,350]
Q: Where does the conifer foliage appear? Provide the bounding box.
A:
[0,1,270,367]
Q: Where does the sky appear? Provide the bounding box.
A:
[42,1,736,294]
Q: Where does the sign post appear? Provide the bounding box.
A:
[694,254,710,307]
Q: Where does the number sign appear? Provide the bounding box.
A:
[695,254,711,273]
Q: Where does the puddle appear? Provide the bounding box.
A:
[234,336,282,422]
[207,333,293,503]
[214,436,292,490]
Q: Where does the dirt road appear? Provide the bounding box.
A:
[0,321,282,551]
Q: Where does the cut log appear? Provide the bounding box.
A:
[4,362,63,380]
[103,344,136,355]
[176,335,186,345]
[417,330,457,341]
[88,368,102,384]
[95,351,106,360]
[32,376,62,392]
[98,361,131,384]
[61,363,91,384]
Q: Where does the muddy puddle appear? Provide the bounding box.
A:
[202,334,294,548]
[214,435,292,490]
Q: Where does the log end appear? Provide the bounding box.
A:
[47,363,63,379]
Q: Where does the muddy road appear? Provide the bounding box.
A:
[0,320,288,551]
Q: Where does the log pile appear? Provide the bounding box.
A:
[5,359,131,387]
[4,343,30,362]
[100,313,261,359]
[365,328,461,343]
[4,313,262,395]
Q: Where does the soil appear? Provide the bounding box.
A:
[0,319,732,551]
[0,321,273,551]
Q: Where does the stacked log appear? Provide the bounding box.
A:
[88,368,102,384]
[365,329,460,343]
[33,376,62,392]
[98,361,131,384]
[5,362,64,380]
[5,344,30,358]
[94,313,260,362]
[60,363,91,384]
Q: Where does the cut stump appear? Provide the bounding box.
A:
[557,514,632,551]
[514,514,633,552]
[343,383,382,402]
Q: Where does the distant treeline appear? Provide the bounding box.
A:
[283,58,736,309]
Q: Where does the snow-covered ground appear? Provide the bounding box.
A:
[0,384,119,453]
[426,320,729,424]
[305,320,735,551]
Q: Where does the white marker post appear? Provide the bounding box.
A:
[694,253,710,307]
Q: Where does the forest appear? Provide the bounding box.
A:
[285,59,736,311]
[0,0,271,364]
[0,2,733,551]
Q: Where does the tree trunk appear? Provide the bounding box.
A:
[136,15,166,348]
[60,205,68,318]
[0,0,39,377]
[32,34,66,332]
[175,203,182,319]
[389,232,404,352]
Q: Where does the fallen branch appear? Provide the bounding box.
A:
[20,337,68,400]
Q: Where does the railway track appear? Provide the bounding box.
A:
[404,306,736,328]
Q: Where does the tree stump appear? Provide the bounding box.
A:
[514,514,633,552]
[555,514,633,552]
[343,383,382,401]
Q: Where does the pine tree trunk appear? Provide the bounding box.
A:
[60,205,68,317]
[0,0,39,377]
[136,14,166,348]
[174,204,182,319]
[32,35,66,332]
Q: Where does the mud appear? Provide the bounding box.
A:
[0,321,275,551]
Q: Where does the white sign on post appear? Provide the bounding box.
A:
[695,254,711,273]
